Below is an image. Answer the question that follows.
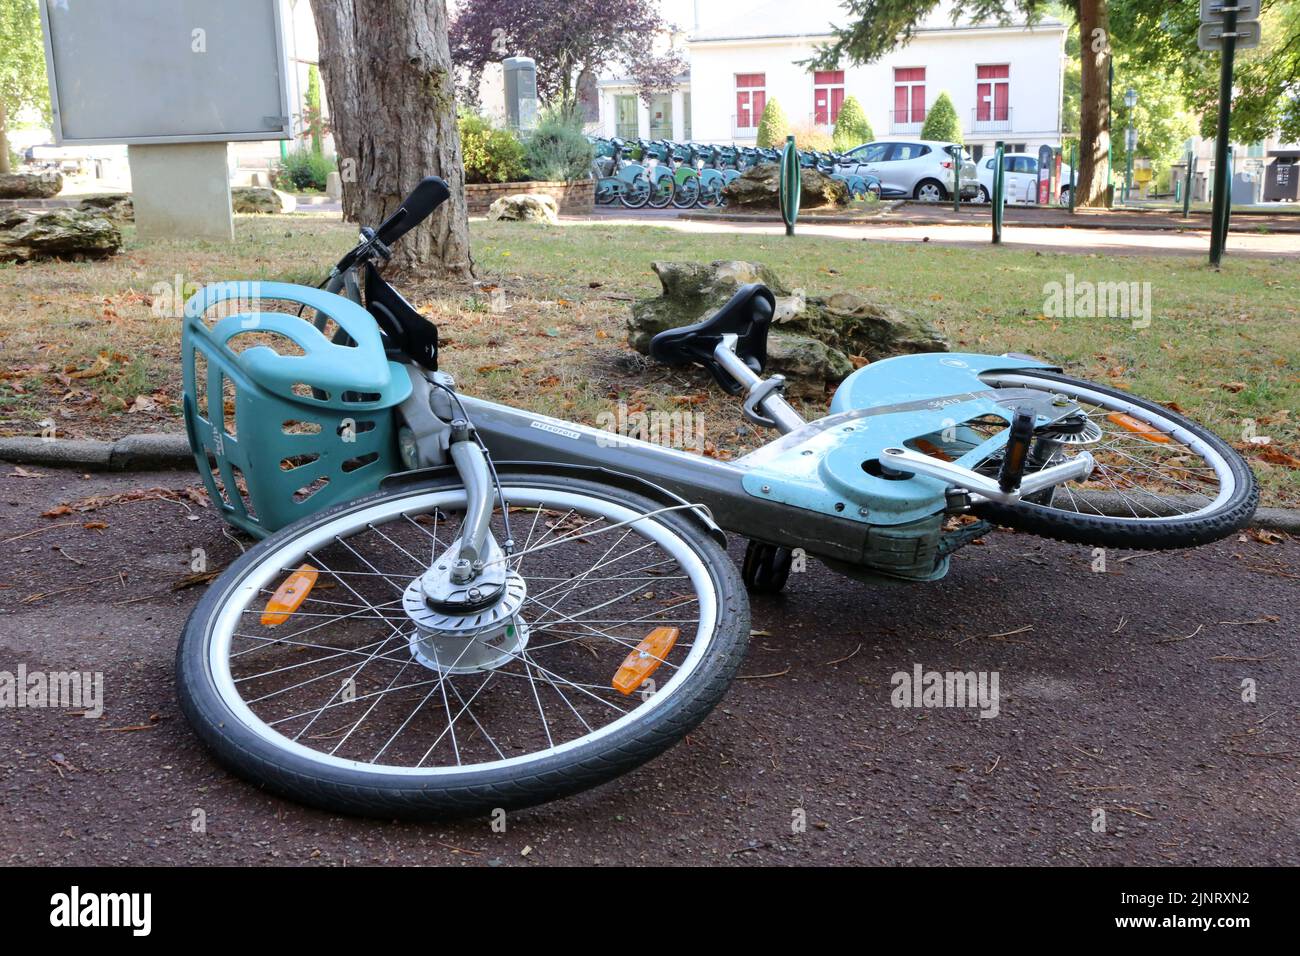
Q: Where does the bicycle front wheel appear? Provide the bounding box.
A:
[177,472,749,819]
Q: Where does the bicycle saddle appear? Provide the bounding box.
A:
[650,283,773,395]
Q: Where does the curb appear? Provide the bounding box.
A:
[2,433,1298,535]
[0,432,194,471]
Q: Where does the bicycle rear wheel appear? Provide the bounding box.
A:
[966,371,1258,549]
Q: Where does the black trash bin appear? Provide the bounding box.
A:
[1263,150,1299,203]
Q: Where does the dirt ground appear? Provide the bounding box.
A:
[1,466,1296,866]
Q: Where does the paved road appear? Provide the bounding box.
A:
[580,208,1300,259]
[1,467,1296,866]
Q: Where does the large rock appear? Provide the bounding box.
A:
[78,194,134,222]
[721,163,849,210]
[231,186,297,214]
[0,171,63,199]
[488,192,560,224]
[629,260,947,391]
[0,207,122,262]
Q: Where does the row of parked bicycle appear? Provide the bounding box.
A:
[588,136,882,209]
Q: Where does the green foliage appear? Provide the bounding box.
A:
[273,149,337,192]
[524,108,595,182]
[305,65,324,156]
[832,95,874,151]
[0,0,48,121]
[792,122,835,152]
[755,98,790,148]
[459,112,529,184]
[1109,53,1196,184]
[920,91,962,143]
[1111,0,1300,145]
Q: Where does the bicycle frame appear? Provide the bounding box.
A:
[315,267,1094,585]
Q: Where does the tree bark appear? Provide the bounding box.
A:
[1075,0,1111,208]
[0,98,11,175]
[311,0,473,278]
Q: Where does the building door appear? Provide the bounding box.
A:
[614,95,638,141]
[649,95,673,140]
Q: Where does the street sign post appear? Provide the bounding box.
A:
[1202,1,1260,265]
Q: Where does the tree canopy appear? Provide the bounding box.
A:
[450,0,687,112]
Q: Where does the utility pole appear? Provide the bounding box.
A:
[1201,0,1261,266]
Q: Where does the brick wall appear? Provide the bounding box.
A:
[465,180,594,216]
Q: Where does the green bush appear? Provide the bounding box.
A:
[832,95,874,152]
[755,98,790,148]
[460,113,529,184]
[272,149,337,191]
[524,109,595,183]
[920,92,962,144]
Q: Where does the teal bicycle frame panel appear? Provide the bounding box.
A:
[738,353,1056,527]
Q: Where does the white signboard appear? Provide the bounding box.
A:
[1197,20,1263,51]
[40,0,292,145]
[1199,0,1259,22]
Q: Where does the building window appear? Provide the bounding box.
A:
[735,73,766,131]
[976,64,1010,122]
[614,94,638,141]
[893,67,926,125]
[649,94,673,139]
[813,70,845,126]
[683,92,692,140]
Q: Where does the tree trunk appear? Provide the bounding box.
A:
[0,99,11,175]
[1075,0,1111,208]
[311,0,473,278]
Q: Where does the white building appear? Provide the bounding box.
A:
[597,0,1067,162]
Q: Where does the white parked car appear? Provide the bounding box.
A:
[838,140,979,202]
[976,153,1075,205]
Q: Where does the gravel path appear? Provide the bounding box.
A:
[1,467,1295,866]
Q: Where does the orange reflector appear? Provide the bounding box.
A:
[261,564,319,626]
[612,627,680,696]
[1106,412,1172,444]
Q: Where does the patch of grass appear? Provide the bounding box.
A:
[1,215,1295,506]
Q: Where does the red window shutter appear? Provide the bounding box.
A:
[754,90,765,121]
[994,82,1009,120]
[831,87,844,124]
[815,91,827,126]
[911,84,925,122]
[894,84,908,117]
[977,81,991,121]
[737,92,748,128]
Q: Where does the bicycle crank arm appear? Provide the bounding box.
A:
[879,446,1095,504]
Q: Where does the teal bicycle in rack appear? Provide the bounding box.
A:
[177,177,1258,819]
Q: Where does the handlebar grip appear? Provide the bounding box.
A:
[374,176,451,245]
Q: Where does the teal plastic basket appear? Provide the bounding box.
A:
[181,281,412,538]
